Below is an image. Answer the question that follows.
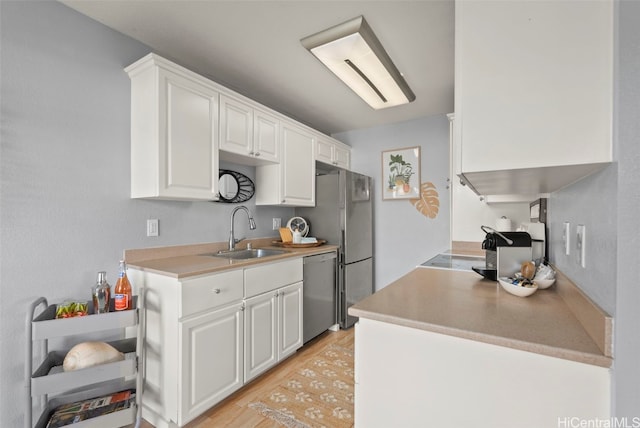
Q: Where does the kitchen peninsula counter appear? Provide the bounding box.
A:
[350,267,613,427]
[124,238,338,278]
[349,267,612,367]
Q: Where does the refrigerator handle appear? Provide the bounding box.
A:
[339,227,346,265]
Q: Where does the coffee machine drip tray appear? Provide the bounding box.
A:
[419,254,486,272]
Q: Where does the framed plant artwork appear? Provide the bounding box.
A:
[381,146,421,200]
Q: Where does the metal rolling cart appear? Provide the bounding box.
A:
[25,295,143,428]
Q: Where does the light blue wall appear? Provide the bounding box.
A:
[334,115,451,290]
[548,165,617,316]
[0,2,291,425]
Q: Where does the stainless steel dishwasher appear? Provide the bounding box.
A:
[303,251,337,343]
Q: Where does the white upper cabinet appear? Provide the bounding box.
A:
[126,54,219,201]
[127,53,338,206]
[454,0,613,196]
[253,108,280,162]
[256,120,316,206]
[219,95,280,164]
[316,136,351,170]
[220,95,253,156]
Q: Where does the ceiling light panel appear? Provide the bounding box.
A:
[302,16,415,110]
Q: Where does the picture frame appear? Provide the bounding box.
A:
[381,146,421,200]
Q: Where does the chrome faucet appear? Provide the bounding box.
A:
[228,206,256,251]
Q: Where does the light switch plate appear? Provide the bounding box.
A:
[576,224,586,268]
[147,219,159,237]
[563,222,571,255]
[272,218,281,230]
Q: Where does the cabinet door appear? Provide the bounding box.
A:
[316,138,334,165]
[316,137,351,170]
[244,292,278,382]
[281,122,315,206]
[333,144,351,169]
[254,108,280,163]
[158,70,219,200]
[456,0,612,174]
[278,281,303,359]
[220,95,253,156]
[179,302,243,426]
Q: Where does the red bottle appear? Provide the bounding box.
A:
[114,260,132,311]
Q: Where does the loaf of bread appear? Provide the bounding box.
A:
[63,341,124,371]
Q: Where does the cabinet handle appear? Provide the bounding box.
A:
[248,151,254,155]
[240,303,245,311]
[281,199,286,203]
[274,291,279,297]
[212,288,221,294]
[254,152,260,157]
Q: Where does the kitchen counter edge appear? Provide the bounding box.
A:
[124,238,338,279]
[349,268,612,368]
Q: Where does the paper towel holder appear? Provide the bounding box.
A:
[496,216,512,232]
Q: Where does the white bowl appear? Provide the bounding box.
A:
[498,277,538,297]
[534,277,556,290]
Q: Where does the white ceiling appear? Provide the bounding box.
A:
[61,0,454,135]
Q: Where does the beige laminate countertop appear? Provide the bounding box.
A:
[124,238,338,278]
[349,267,613,367]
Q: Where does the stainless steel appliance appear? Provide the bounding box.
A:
[519,222,547,264]
[472,226,532,280]
[303,251,337,343]
[296,169,373,329]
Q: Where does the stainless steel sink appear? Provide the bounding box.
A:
[209,248,287,260]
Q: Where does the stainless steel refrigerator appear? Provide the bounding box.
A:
[296,169,373,329]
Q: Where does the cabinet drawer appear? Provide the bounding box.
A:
[244,258,303,298]
[181,269,243,317]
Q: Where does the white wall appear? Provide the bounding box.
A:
[0,3,292,426]
[334,115,451,290]
[451,180,530,242]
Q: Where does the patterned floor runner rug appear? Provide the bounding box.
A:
[249,343,354,428]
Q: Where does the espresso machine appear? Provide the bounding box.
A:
[472,226,532,281]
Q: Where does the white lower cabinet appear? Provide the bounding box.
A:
[131,257,303,428]
[179,303,244,424]
[244,281,303,383]
[355,318,611,428]
[278,282,304,358]
[244,291,278,382]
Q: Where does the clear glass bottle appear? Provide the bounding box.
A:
[114,260,133,311]
[92,271,111,314]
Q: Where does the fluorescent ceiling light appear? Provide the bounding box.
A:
[301,16,415,110]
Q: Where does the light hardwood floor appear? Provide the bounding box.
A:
[140,328,355,428]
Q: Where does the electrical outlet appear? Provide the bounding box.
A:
[576,224,586,268]
[563,222,571,255]
[147,219,159,237]
[272,218,281,230]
